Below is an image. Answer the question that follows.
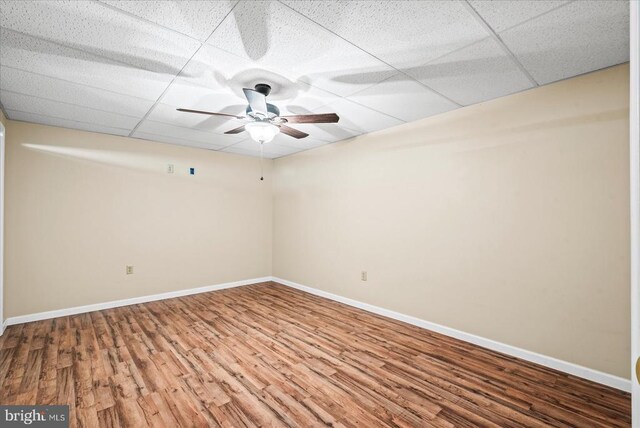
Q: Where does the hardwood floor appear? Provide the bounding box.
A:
[0,281,631,427]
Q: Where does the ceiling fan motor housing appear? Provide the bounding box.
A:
[254,83,272,96]
[247,103,280,119]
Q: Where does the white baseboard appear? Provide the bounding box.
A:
[272,277,631,393]
[3,275,630,392]
[5,277,271,327]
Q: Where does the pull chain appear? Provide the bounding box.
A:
[260,142,264,181]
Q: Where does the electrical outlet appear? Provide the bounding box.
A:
[361,271,367,281]
[126,265,134,275]
[167,164,174,174]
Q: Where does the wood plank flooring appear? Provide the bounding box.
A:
[0,281,631,427]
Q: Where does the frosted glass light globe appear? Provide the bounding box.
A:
[245,121,279,143]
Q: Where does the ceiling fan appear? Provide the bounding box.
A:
[177,83,340,144]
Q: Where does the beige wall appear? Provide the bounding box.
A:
[0,109,6,127]
[2,65,630,379]
[4,122,272,317]
[273,64,630,378]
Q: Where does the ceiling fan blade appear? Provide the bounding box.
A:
[224,125,246,135]
[243,88,268,116]
[176,108,243,119]
[280,113,339,124]
[279,125,309,139]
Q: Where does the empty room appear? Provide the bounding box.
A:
[0,0,639,427]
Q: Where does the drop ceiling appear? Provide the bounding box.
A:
[0,0,629,159]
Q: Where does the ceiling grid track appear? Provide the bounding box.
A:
[0,26,164,130]
[0,27,166,77]
[0,88,144,120]
[461,0,539,87]
[276,0,464,108]
[0,100,8,121]
[0,0,628,158]
[92,0,203,43]
[3,110,130,133]
[496,0,576,34]
[126,1,241,138]
[0,64,156,104]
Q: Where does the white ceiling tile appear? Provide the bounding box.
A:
[220,145,261,158]
[161,45,340,113]
[0,66,154,118]
[282,1,489,69]
[135,120,242,147]
[99,0,234,41]
[269,147,306,158]
[284,123,363,143]
[206,1,396,96]
[468,0,570,33]
[0,0,200,73]
[0,0,630,159]
[0,28,172,100]
[132,131,227,151]
[1,92,140,129]
[406,37,534,106]
[180,43,338,106]
[158,78,247,115]
[225,138,293,156]
[499,1,629,85]
[6,110,131,137]
[167,44,253,93]
[278,84,341,114]
[312,98,403,134]
[268,134,329,151]
[347,74,459,122]
[222,147,282,159]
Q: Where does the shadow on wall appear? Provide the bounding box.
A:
[20,141,268,188]
[22,143,181,175]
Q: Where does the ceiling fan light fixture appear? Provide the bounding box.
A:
[245,121,279,144]
[178,83,338,142]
